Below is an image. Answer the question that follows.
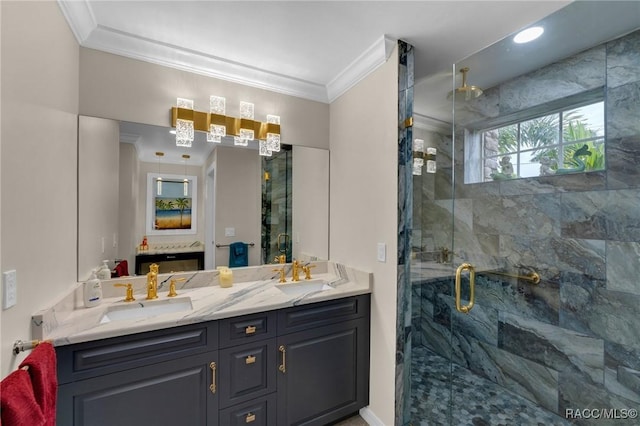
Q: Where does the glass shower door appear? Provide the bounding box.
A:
[261,147,293,264]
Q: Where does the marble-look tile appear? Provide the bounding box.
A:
[454,85,500,127]
[606,29,640,89]
[498,311,604,384]
[606,241,640,294]
[605,341,640,372]
[617,366,640,395]
[473,193,562,237]
[455,335,560,413]
[606,136,640,190]
[559,369,640,426]
[433,293,499,346]
[560,279,640,350]
[561,189,640,241]
[607,80,640,140]
[500,45,605,114]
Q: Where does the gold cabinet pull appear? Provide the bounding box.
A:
[246,355,256,365]
[278,345,286,373]
[455,263,476,314]
[209,362,217,394]
[245,325,256,335]
[245,412,256,423]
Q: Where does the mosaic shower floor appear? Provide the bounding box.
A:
[410,346,571,426]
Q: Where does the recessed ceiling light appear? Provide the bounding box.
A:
[514,26,544,44]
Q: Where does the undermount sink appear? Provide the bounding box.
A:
[275,279,333,296]
[99,296,193,324]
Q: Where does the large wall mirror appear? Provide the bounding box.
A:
[78,117,329,281]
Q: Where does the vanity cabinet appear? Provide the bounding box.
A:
[276,295,370,425]
[56,294,370,425]
[56,321,219,426]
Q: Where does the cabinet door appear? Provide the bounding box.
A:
[276,318,369,426]
[57,352,218,426]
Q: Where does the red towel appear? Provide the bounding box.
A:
[114,259,129,277]
[18,342,57,426]
[0,369,45,426]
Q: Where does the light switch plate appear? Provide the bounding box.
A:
[225,227,235,237]
[3,270,17,310]
[377,243,386,263]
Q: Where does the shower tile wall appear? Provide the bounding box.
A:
[412,30,640,425]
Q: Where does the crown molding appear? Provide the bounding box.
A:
[57,0,97,43]
[58,1,396,104]
[326,35,397,103]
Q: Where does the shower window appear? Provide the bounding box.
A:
[476,100,605,182]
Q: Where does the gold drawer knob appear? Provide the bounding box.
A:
[245,325,256,335]
[246,412,256,423]
[245,355,256,364]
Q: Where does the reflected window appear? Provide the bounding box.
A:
[480,101,605,181]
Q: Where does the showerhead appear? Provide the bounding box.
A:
[448,67,483,101]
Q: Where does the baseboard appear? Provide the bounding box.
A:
[359,406,385,426]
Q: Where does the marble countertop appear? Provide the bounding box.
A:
[32,261,372,347]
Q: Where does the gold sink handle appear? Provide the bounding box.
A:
[455,263,476,314]
[113,283,135,302]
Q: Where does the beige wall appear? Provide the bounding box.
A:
[213,146,261,267]
[0,1,79,375]
[78,116,120,281]
[118,142,140,270]
[79,48,330,150]
[330,46,399,425]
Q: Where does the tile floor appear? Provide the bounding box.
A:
[410,346,570,426]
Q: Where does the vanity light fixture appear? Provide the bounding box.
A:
[175,98,195,147]
[155,151,165,195]
[412,139,436,175]
[170,99,281,149]
[207,96,226,143]
[182,154,190,196]
[514,26,544,44]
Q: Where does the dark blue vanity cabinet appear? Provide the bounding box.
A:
[56,294,370,425]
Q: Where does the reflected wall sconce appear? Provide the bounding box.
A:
[171,97,281,156]
[182,154,190,197]
[412,139,436,176]
[155,151,165,195]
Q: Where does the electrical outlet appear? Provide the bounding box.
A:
[225,227,235,237]
[3,270,17,309]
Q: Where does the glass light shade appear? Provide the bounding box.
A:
[412,161,423,176]
[156,177,163,195]
[239,128,254,142]
[176,119,194,147]
[267,114,280,124]
[234,136,248,147]
[426,147,437,173]
[209,96,226,114]
[207,124,226,143]
[240,102,254,119]
[183,179,189,196]
[267,133,281,152]
[413,138,425,152]
[259,140,272,157]
[177,98,194,109]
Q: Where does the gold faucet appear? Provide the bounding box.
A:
[146,263,159,300]
[168,277,185,297]
[301,264,316,280]
[291,260,301,282]
[273,266,287,283]
[113,283,135,302]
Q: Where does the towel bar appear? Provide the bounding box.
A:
[13,339,52,355]
[215,242,255,248]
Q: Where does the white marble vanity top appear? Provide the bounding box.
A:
[32,261,372,346]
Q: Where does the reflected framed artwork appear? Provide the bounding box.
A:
[146,173,197,235]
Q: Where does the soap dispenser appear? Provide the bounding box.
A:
[84,270,103,308]
[97,260,112,280]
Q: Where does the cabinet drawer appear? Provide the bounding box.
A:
[57,321,218,384]
[219,311,276,348]
[218,339,277,409]
[278,294,370,335]
[219,393,277,426]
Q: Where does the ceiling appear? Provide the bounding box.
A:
[58,0,571,104]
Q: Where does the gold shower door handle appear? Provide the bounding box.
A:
[455,263,476,314]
